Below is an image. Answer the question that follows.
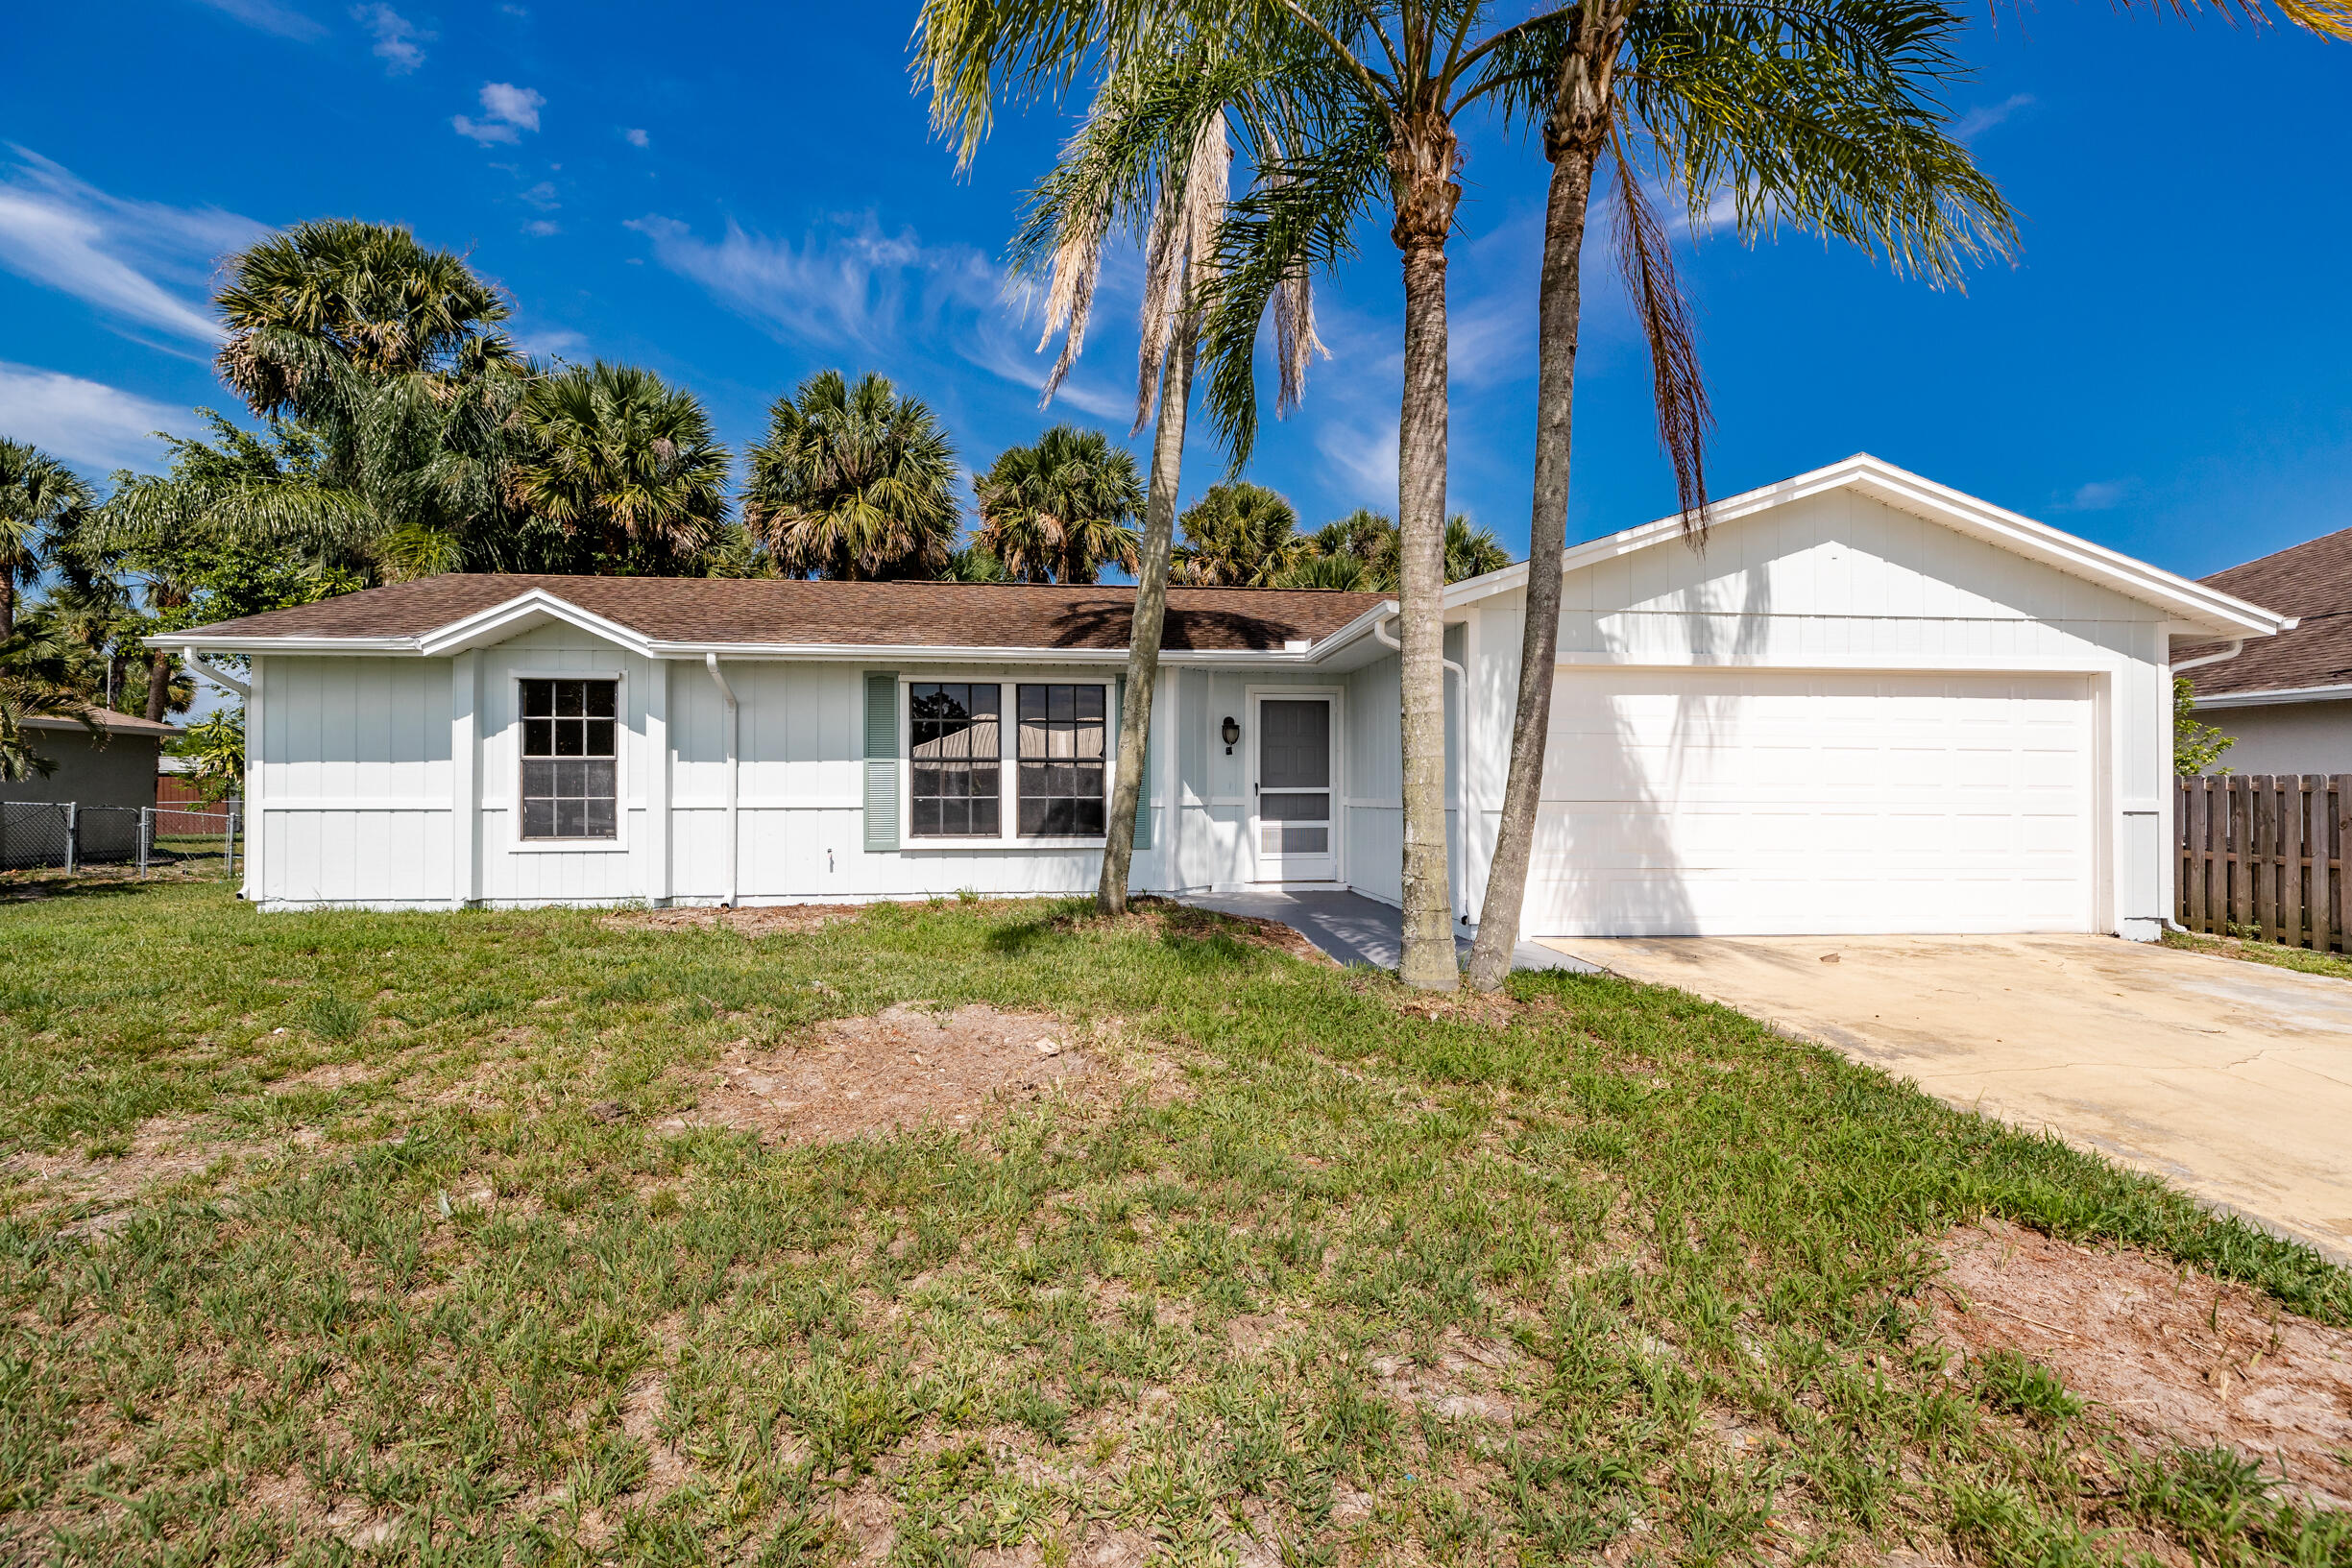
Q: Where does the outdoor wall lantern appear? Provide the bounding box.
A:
[1222,715,1241,754]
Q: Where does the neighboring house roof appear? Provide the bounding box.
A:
[1443,452,2292,640]
[2185,525,2352,704]
[163,575,1392,662]
[23,709,182,738]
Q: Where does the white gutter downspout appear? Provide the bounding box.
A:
[1375,613,1471,921]
[705,654,739,907]
[182,646,251,699]
[2171,638,2244,676]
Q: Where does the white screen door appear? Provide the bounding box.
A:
[1254,697,1336,881]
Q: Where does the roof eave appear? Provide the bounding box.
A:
[2191,682,2352,710]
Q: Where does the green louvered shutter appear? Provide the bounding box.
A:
[1119,677,1155,851]
[863,671,899,853]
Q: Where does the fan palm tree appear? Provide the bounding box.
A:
[0,441,94,639]
[508,362,732,571]
[919,20,1343,914]
[974,425,1145,583]
[743,371,960,581]
[1444,516,1511,584]
[1174,482,1310,587]
[215,218,521,421]
[1301,507,1402,591]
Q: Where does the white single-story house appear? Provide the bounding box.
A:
[165,455,2290,941]
[2182,524,2351,775]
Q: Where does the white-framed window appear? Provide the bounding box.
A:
[904,677,1111,845]
[520,676,619,840]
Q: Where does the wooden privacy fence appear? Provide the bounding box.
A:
[2175,774,2352,953]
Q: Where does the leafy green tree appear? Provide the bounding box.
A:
[974,425,1144,583]
[937,543,1009,583]
[2173,677,2236,777]
[744,371,962,581]
[1175,482,1308,587]
[0,441,94,638]
[168,708,247,803]
[509,362,733,572]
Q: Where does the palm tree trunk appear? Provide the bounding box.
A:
[145,648,176,724]
[1466,140,1600,990]
[1393,113,1461,992]
[0,575,13,640]
[1097,324,1197,915]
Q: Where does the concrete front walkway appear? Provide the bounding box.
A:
[1181,890,1601,976]
[1541,933,2352,1263]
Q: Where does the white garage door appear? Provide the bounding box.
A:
[1522,668,2096,936]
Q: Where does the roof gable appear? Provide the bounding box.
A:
[1445,454,2291,639]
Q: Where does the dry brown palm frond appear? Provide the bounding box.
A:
[1133,112,1232,436]
[1610,130,1712,544]
[1265,167,1330,418]
[1037,173,1112,408]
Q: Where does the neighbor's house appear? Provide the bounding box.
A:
[162,455,2289,941]
[2184,524,2352,775]
[0,710,182,810]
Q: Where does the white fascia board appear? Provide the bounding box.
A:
[158,632,414,654]
[2192,683,2352,710]
[417,591,657,657]
[1441,454,2293,639]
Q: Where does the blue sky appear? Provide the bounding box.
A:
[4,0,2346,581]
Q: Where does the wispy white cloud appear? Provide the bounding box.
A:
[0,148,264,346]
[623,128,650,149]
[513,326,586,359]
[627,209,1129,421]
[521,219,560,237]
[192,0,325,39]
[352,4,429,72]
[1314,417,1402,507]
[1956,93,2035,142]
[2053,478,2134,513]
[454,83,545,145]
[520,181,560,210]
[0,363,189,475]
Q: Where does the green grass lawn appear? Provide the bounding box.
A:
[3,881,2347,1567]
[2162,928,2352,983]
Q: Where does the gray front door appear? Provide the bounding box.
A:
[1253,697,1335,880]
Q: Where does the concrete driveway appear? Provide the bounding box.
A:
[1540,934,2352,1264]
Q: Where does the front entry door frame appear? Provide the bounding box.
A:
[1247,685,1344,884]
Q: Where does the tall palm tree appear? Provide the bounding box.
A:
[1304,507,1401,591]
[1174,482,1309,587]
[509,362,732,571]
[1458,0,2015,987]
[973,424,1144,583]
[743,370,961,581]
[0,441,94,639]
[918,21,1342,915]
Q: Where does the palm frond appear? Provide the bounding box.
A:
[1609,132,1714,538]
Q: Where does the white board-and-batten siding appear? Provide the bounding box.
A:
[1456,490,2177,939]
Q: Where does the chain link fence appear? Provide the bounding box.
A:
[0,801,241,878]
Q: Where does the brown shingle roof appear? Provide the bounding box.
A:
[174,574,1388,654]
[2186,527,2352,697]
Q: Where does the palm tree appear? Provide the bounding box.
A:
[743,370,960,580]
[205,219,539,578]
[973,424,1144,583]
[1444,516,1510,584]
[509,362,732,571]
[1175,482,1310,587]
[1305,507,1401,591]
[918,18,1342,915]
[215,218,521,420]
[1458,0,2016,987]
[938,543,1009,583]
[0,441,94,639]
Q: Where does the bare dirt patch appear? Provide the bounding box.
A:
[667,1003,1095,1144]
[1928,1218,2352,1505]
[602,904,862,938]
